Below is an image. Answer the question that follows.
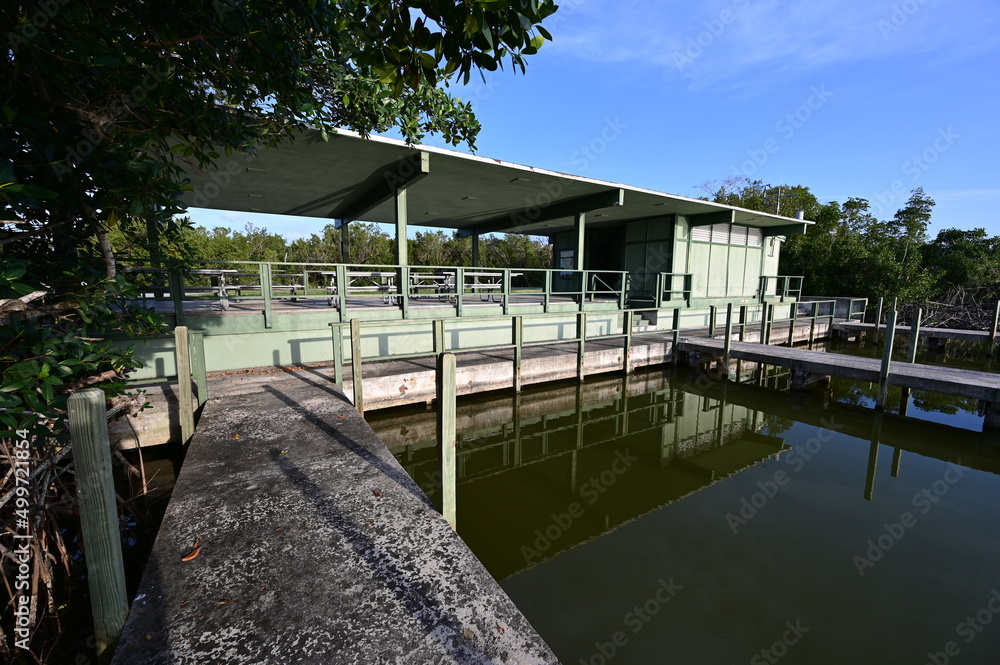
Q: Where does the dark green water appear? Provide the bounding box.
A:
[369,363,1000,665]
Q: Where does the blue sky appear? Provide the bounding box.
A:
[191,0,1000,241]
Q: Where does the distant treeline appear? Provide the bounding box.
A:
[122,222,553,270]
[706,177,1000,306]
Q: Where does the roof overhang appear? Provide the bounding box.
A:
[180,129,812,236]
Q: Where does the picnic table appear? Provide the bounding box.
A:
[124,267,238,310]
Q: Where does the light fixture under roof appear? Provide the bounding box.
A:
[248,193,264,198]
[246,168,267,173]
[509,177,530,183]
[424,211,438,215]
[462,196,478,201]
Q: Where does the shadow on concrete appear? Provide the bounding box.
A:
[261,384,430,505]
[269,450,492,663]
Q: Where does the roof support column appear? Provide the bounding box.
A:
[471,233,480,267]
[340,222,351,264]
[395,187,408,267]
[574,211,586,270]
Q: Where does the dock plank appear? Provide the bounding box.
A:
[679,338,1000,403]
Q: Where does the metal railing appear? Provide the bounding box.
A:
[759,275,804,302]
[329,307,686,415]
[119,259,631,326]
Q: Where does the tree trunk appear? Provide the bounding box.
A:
[97,228,116,281]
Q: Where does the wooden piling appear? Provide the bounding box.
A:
[623,311,634,373]
[989,300,999,350]
[513,315,523,392]
[873,297,884,340]
[433,319,445,356]
[67,389,129,663]
[577,312,587,382]
[906,308,922,364]
[723,303,733,379]
[188,329,208,407]
[876,311,897,410]
[671,308,681,362]
[437,353,457,529]
[709,305,717,337]
[330,324,344,387]
[174,326,195,443]
[350,318,364,416]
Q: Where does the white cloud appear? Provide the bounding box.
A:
[547,0,1000,92]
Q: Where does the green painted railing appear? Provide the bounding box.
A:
[121,259,632,325]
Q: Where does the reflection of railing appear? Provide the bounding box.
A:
[759,275,803,302]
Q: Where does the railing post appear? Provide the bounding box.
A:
[543,270,552,313]
[623,310,634,373]
[671,307,681,362]
[330,324,344,386]
[738,305,747,342]
[189,329,208,407]
[437,352,457,530]
[174,326,195,443]
[907,308,922,364]
[400,265,410,319]
[808,302,818,347]
[723,303,733,379]
[455,267,465,318]
[762,303,772,345]
[513,315,523,392]
[577,312,587,382]
[654,272,664,308]
[709,305,717,337]
[788,302,798,346]
[260,262,273,329]
[335,264,348,323]
[433,319,445,356]
[873,297,884,339]
[67,389,129,662]
[876,311,897,410]
[502,269,511,315]
[989,300,1000,350]
[350,318,364,416]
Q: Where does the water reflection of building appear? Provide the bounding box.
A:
[370,371,786,579]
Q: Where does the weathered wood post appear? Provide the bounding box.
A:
[763,303,773,345]
[67,389,129,663]
[174,326,195,444]
[873,297,884,341]
[907,308,922,364]
[350,318,364,416]
[808,302,818,348]
[989,300,999,351]
[513,315,523,392]
[671,308,681,363]
[622,310,634,373]
[738,305,748,342]
[723,303,733,379]
[708,305,717,337]
[788,302,798,346]
[759,303,768,345]
[329,323,345,386]
[433,319,445,356]
[577,312,587,382]
[188,329,208,407]
[437,353,457,529]
[876,311,897,410]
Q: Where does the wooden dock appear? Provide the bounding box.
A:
[834,321,997,345]
[677,337,1000,429]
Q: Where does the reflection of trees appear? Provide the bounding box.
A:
[910,391,979,416]
[762,414,795,435]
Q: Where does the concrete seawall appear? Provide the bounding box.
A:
[112,376,558,664]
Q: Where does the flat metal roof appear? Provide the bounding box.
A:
[181,129,811,236]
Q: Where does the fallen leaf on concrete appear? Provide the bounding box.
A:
[181,546,202,562]
[372,490,382,498]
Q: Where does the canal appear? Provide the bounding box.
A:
[368,361,1000,664]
